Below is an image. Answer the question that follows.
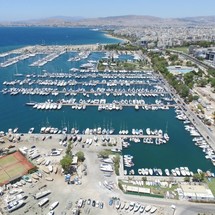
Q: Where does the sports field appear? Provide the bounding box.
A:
[0,151,35,185]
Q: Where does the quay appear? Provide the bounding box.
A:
[63,103,177,108]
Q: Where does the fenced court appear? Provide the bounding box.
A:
[0,151,35,185]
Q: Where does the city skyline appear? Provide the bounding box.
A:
[0,0,215,21]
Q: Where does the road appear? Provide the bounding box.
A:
[158,72,215,151]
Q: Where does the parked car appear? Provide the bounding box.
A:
[99,202,104,209]
[92,200,96,207]
[109,199,113,206]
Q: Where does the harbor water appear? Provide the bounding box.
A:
[0,27,214,175]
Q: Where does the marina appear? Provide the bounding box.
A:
[0,34,215,178]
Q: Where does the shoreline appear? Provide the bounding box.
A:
[103,32,129,43]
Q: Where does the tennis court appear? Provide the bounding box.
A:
[0,151,35,185]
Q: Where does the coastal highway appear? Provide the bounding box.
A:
[112,185,215,215]
[158,72,215,151]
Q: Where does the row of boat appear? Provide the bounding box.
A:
[2,87,167,98]
[175,108,215,168]
[32,102,62,110]
[0,49,141,68]
[114,200,157,214]
[68,51,91,62]
[23,70,158,79]
[124,167,189,177]
[30,51,65,67]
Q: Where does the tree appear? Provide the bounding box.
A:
[184,176,190,182]
[210,78,215,88]
[76,151,85,162]
[197,79,207,87]
[66,142,73,156]
[118,181,124,191]
[60,154,72,173]
[113,155,120,176]
[212,112,215,120]
[192,173,201,182]
[98,150,110,158]
[192,172,205,182]
[142,177,147,182]
[180,85,189,98]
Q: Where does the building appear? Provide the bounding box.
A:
[177,184,214,201]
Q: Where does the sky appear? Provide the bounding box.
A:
[0,0,215,21]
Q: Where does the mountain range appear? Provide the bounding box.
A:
[1,15,215,27]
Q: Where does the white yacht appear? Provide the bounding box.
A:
[7,200,24,212]
[165,169,170,176]
[38,197,49,207]
[49,201,59,210]
[34,190,51,200]
[28,127,34,134]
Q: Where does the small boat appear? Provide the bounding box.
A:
[13,127,18,133]
[138,169,142,175]
[9,188,23,195]
[48,165,53,172]
[139,206,145,213]
[111,148,121,153]
[45,177,53,181]
[120,202,125,210]
[165,169,170,176]
[28,127,34,134]
[149,168,153,175]
[34,190,51,200]
[145,205,152,212]
[41,166,50,174]
[150,206,157,213]
[53,166,58,174]
[197,169,202,174]
[115,200,121,210]
[125,202,129,210]
[49,201,59,210]
[31,174,39,180]
[129,202,135,211]
[7,200,24,212]
[134,203,140,212]
[38,197,49,207]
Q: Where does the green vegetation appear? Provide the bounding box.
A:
[60,154,72,174]
[168,46,189,54]
[150,53,191,100]
[207,178,215,196]
[119,179,178,199]
[97,59,149,71]
[76,151,85,162]
[184,41,215,48]
[113,157,120,172]
[197,104,205,114]
[169,54,179,62]
[113,155,120,176]
[66,142,73,156]
[197,78,208,87]
[98,149,112,158]
[192,172,205,182]
[184,176,190,182]
[104,43,140,51]
[149,52,207,103]
[60,141,73,173]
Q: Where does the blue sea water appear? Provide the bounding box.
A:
[0,27,121,51]
[0,27,214,174]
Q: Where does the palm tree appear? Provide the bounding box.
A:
[212,111,215,120]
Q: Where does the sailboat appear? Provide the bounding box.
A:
[14,64,24,77]
[26,95,36,106]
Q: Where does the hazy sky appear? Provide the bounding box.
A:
[0,0,215,21]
